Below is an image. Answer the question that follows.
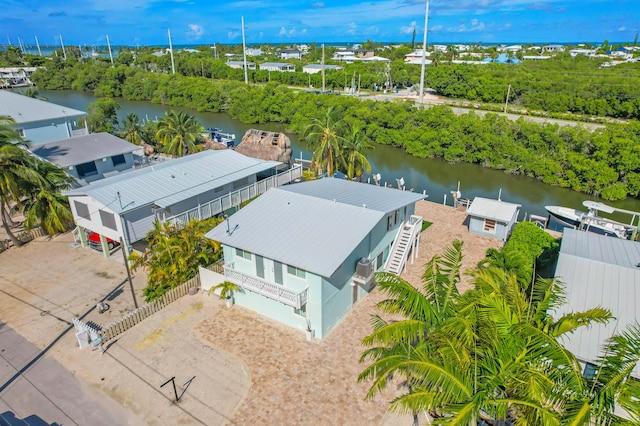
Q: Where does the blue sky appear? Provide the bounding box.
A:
[1,0,638,46]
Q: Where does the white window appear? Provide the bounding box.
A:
[483,219,497,233]
[293,304,307,318]
[235,248,251,260]
[287,265,306,279]
[99,210,117,230]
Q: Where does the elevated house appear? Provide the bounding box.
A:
[302,64,344,74]
[64,150,301,257]
[258,62,296,72]
[0,90,87,144]
[201,179,426,339]
[226,61,256,70]
[553,229,640,380]
[277,49,302,60]
[31,133,140,186]
[466,197,521,241]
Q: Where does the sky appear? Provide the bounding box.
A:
[1,0,638,47]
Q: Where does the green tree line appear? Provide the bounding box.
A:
[32,61,640,201]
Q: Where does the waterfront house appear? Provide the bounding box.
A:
[226,61,256,70]
[0,67,37,87]
[258,62,296,72]
[0,90,87,144]
[302,64,344,74]
[64,150,301,257]
[553,229,640,380]
[31,133,140,187]
[201,179,425,338]
[466,197,521,241]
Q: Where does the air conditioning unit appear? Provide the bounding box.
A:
[353,257,375,291]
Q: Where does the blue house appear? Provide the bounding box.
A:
[466,197,521,241]
[201,179,426,339]
[0,90,87,144]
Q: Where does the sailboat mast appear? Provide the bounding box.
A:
[241,16,248,85]
[418,0,430,104]
[321,43,325,93]
[168,29,175,74]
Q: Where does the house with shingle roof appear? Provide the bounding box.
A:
[202,179,426,339]
[0,90,87,144]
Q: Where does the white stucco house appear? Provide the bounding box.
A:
[201,179,426,339]
[64,149,301,256]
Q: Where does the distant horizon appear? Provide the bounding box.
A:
[1,1,638,48]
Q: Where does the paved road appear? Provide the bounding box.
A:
[0,323,133,426]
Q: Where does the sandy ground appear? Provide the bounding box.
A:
[0,200,502,425]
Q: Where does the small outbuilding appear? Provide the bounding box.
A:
[466,197,521,241]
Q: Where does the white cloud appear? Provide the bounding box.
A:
[186,24,204,39]
[400,20,418,34]
[279,26,287,36]
[227,31,240,39]
[618,26,626,31]
[311,1,325,7]
[259,31,264,38]
[347,22,357,35]
[431,24,443,31]
[504,22,512,28]
[278,26,306,37]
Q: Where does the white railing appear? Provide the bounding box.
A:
[167,164,302,227]
[223,263,308,309]
[385,215,423,275]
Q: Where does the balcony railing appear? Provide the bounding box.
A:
[166,164,302,228]
[223,263,308,309]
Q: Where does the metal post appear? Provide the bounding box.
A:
[168,29,175,74]
[106,34,114,67]
[35,36,42,56]
[120,238,139,309]
[418,0,430,104]
[59,35,67,60]
[321,43,325,93]
[504,83,511,113]
[241,16,248,85]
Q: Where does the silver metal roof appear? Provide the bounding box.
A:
[64,150,281,214]
[466,197,521,222]
[259,62,294,67]
[279,179,426,214]
[31,133,138,167]
[553,229,640,378]
[206,187,384,278]
[0,90,86,124]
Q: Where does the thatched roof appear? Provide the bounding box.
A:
[234,129,292,163]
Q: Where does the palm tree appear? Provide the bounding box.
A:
[155,110,205,157]
[303,106,347,177]
[360,242,640,425]
[342,125,373,180]
[121,113,144,145]
[22,160,75,235]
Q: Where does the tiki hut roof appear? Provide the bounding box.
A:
[235,129,292,163]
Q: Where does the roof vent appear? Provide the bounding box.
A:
[170,174,175,178]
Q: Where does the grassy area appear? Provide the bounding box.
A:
[421,221,433,232]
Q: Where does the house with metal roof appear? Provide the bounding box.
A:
[226,61,256,70]
[201,179,426,339]
[277,49,302,60]
[258,62,296,72]
[302,64,344,74]
[31,133,140,186]
[466,197,521,241]
[0,90,87,144]
[553,229,640,380]
[64,149,301,257]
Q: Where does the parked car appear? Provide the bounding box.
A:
[87,233,120,251]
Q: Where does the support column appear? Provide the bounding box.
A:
[99,235,110,258]
[78,227,88,247]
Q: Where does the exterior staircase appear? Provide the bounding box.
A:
[385,215,423,275]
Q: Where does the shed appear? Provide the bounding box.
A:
[466,197,521,241]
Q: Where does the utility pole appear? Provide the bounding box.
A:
[321,43,325,93]
[120,238,139,309]
[418,0,430,104]
[504,83,511,113]
[106,34,114,67]
[168,29,175,74]
[35,36,42,56]
[241,16,248,85]
[60,35,67,60]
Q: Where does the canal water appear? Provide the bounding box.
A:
[37,89,640,225]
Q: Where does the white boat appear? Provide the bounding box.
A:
[545,201,639,239]
[206,128,235,148]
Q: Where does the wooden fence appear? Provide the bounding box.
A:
[0,227,46,254]
[99,275,200,343]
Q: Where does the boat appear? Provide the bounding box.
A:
[206,128,235,148]
[545,201,640,239]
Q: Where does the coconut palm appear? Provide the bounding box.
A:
[303,106,347,177]
[342,125,373,180]
[359,242,640,425]
[22,160,75,235]
[155,110,205,157]
[121,113,144,145]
